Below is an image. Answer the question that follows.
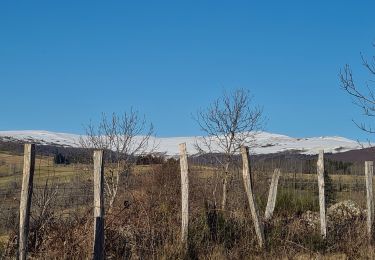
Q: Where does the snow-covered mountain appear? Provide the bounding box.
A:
[0,130,363,155]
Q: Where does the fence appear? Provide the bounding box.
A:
[0,144,97,259]
[0,143,374,258]
[182,146,374,254]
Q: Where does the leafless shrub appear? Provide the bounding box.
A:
[194,88,265,210]
[80,109,156,208]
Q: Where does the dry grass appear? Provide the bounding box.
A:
[0,153,374,259]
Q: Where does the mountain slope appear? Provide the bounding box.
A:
[0,130,363,155]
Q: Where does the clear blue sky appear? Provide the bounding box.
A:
[1,1,374,139]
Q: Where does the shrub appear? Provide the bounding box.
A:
[275,189,319,215]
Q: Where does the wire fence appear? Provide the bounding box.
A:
[0,149,95,258]
[0,146,372,258]
[32,154,94,218]
[184,152,369,251]
[0,152,23,238]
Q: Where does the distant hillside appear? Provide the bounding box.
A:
[0,130,365,156]
[326,146,375,162]
[1,134,374,166]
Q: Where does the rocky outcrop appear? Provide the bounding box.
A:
[327,200,362,223]
[301,200,364,231]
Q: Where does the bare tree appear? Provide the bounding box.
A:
[194,88,265,210]
[80,109,155,208]
[340,43,375,135]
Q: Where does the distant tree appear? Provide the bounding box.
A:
[194,88,265,210]
[136,154,165,165]
[340,43,375,135]
[324,169,336,206]
[53,152,70,165]
[80,109,155,208]
[326,159,352,175]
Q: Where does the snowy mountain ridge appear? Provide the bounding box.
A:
[0,130,363,155]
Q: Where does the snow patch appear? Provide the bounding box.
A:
[0,130,363,156]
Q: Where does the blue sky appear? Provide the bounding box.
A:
[0,1,374,139]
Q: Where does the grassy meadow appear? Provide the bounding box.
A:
[0,150,372,258]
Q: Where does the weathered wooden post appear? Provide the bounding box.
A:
[241,146,265,248]
[19,143,35,260]
[317,150,327,239]
[264,168,281,221]
[93,150,105,260]
[179,143,189,249]
[365,161,374,241]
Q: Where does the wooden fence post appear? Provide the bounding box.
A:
[264,168,281,221]
[93,150,105,260]
[317,150,327,239]
[365,161,374,241]
[179,143,189,249]
[241,146,265,248]
[19,143,35,260]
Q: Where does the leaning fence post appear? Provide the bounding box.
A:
[317,150,327,239]
[19,143,35,260]
[241,146,265,248]
[179,143,189,249]
[93,150,105,260]
[264,168,281,221]
[365,161,374,241]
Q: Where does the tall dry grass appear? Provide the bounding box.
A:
[1,160,374,259]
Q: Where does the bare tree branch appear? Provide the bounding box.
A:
[79,109,156,208]
[193,88,265,210]
[340,44,375,136]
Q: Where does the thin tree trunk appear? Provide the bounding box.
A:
[212,169,219,207]
[221,162,230,210]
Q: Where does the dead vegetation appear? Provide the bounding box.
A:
[1,156,375,259]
